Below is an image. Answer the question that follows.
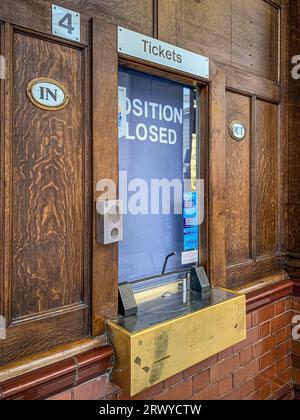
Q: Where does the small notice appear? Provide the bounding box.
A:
[182,250,198,266]
[118,87,127,138]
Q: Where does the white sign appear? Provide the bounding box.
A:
[52,5,80,42]
[27,78,69,111]
[230,121,246,141]
[182,250,198,266]
[118,27,209,79]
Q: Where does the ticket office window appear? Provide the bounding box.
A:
[118,67,202,284]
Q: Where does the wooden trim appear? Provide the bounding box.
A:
[246,279,293,313]
[0,346,113,400]
[209,62,227,287]
[225,66,281,103]
[92,18,119,336]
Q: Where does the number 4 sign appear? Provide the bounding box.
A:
[52,5,80,42]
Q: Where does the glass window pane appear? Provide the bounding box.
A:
[118,67,199,283]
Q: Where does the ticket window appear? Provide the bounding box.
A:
[118,67,202,285]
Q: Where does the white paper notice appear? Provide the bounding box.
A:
[181,250,198,265]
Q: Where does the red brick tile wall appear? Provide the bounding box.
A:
[293,296,300,386]
[48,296,294,401]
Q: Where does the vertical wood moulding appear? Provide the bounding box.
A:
[92,19,119,336]
[209,62,227,287]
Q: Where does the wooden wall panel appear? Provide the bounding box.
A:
[231,0,279,81]
[47,0,154,35]
[255,99,278,257]
[288,0,300,255]
[158,0,279,81]
[225,91,251,266]
[11,33,85,319]
[0,23,91,365]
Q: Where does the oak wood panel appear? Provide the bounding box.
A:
[227,255,283,288]
[225,66,280,102]
[288,0,300,257]
[158,0,280,82]
[0,307,88,366]
[209,62,227,287]
[225,91,251,266]
[12,32,85,319]
[50,0,154,36]
[255,99,278,257]
[158,0,231,65]
[0,0,90,46]
[92,19,119,336]
[231,0,279,81]
[0,23,91,366]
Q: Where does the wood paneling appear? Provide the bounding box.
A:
[0,23,91,364]
[158,0,279,81]
[225,91,251,266]
[92,19,119,336]
[51,0,154,35]
[288,0,300,257]
[12,33,85,319]
[255,99,278,257]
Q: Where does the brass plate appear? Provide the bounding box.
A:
[107,290,246,397]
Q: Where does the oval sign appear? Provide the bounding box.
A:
[229,121,246,141]
[26,78,69,111]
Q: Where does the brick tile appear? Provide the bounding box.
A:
[293,297,300,312]
[73,375,119,401]
[240,347,253,366]
[292,340,300,356]
[277,355,292,374]
[155,379,193,401]
[246,313,252,329]
[183,355,218,379]
[254,364,276,389]
[286,298,292,311]
[218,375,233,397]
[164,372,184,389]
[275,327,290,346]
[252,304,274,326]
[47,390,73,400]
[245,391,259,400]
[119,383,163,401]
[274,300,286,316]
[218,347,233,362]
[271,312,291,334]
[258,382,272,400]
[253,335,275,358]
[233,359,259,387]
[278,367,292,383]
[275,340,291,361]
[260,349,276,371]
[240,380,254,400]
[191,384,218,401]
[259,322,270,340]
[193,370,210,394]
[210,355,239,383]
[220,387,239,400]
[233,327,259,353]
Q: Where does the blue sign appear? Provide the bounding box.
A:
[118,68,198,283]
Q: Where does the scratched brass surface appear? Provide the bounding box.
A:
[107,288,246,396]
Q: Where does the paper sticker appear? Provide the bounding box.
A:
[182,250,198,266]
[118,86,127,138]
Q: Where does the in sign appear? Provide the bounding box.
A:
[26,78,69,111]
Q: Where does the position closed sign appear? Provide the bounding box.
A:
[118,27,209,80]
